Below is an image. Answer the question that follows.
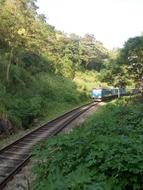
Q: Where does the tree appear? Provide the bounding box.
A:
[79,34,108,71]
[100,48,132,87]
[119,36,143,86]
[0,0,56,80]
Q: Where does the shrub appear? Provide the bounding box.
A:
[32,97,143,190]
[0,61,87,130]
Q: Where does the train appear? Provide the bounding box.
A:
[91,87,127,101]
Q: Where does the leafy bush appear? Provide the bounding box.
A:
[0,58,87,130]
[74,71,109,96]
[32,97,143,190]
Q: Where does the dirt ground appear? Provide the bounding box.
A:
[3,102,105,190]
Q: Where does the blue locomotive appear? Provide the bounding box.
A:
[91,87,126,101]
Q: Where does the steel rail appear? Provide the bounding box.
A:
[0,101,98,189]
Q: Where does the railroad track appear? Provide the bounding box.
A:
[0,101,99,189]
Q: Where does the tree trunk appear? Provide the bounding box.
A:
[6,48,13,81]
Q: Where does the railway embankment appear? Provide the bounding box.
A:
[0,71,88,140]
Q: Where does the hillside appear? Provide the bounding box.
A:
[0,0,142,138]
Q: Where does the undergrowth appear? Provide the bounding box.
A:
[0,60,87,131]
[32,96,143,190]
[74,71,108,95]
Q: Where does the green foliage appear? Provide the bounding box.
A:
[58,56,75,79]
[118,36,143,86]
[0,0,90,131]
[1,0,142,140]
[100,48,136,88]
[0,46,87,129]
[74,71,109,95]
[103,36,143,88]
[32,97,143,190]
[0,0,108,133]
[79,34,109,71]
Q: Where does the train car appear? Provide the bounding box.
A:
[111,88,126,96]
[132,88,141,94]
[119,88,126,95]
[91,88,112,101]
[111,88,118,95]
[102,88,112,99]
[91,87,127,101]
[91,88,102,101]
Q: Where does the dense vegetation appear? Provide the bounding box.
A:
[0,69,87,129]
[101,36,143,88]
[0,0,143,189]
[0,0,142,136]
[32,96,143,190]
[0,0,108,134]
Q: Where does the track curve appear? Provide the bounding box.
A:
[0,101,99,189]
